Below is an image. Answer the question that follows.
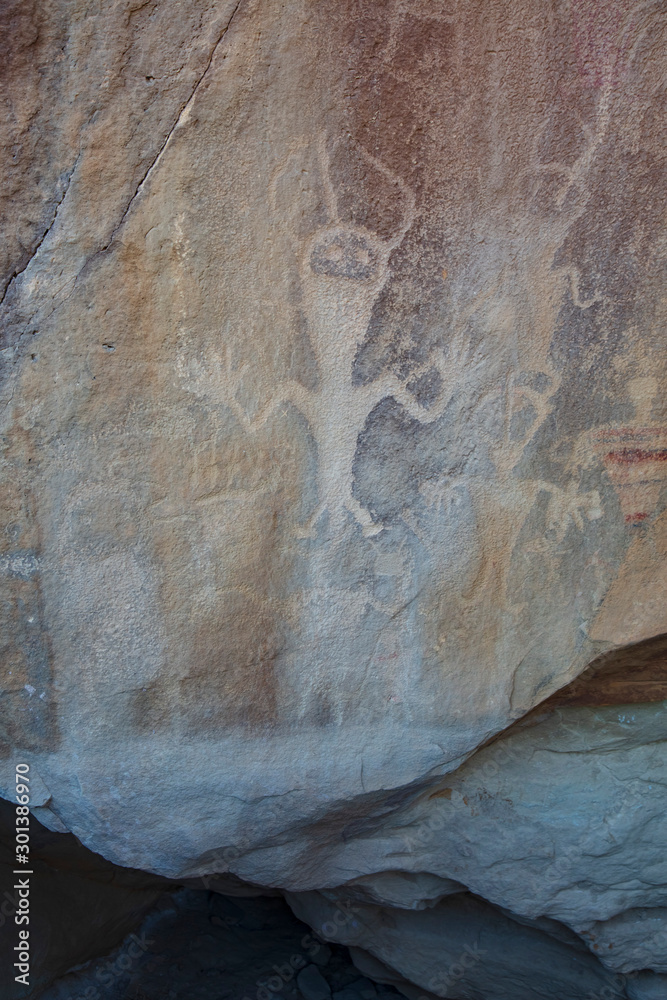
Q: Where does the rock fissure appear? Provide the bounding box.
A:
[56,0,246,318]
[98,0,245,257]
[0,156,79,309]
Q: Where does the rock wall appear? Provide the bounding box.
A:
[1,2,666,997]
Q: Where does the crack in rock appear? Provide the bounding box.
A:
[0,0,244,320]
[94,0,245,261]
[0,156,80,308]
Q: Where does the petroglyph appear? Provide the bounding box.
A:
[562,377,667,529]
[183,135,495,539]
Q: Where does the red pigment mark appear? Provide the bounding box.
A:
[571,0,637,88]
[606,449,667,465]
[625,512,649,524]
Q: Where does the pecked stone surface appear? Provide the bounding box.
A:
[0,2,666,989]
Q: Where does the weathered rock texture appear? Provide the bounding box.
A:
[1,1,666,997]
[285,698,667,997]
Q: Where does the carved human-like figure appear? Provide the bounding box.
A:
[222,135,490,538]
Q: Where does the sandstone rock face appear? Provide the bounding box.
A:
[0,1,666,997]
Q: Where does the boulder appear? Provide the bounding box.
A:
[0,2,665,998]
[297,964,332,1000]
[282,701,667,977]
[286,889,619,1000]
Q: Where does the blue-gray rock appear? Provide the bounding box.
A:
[296,964,332,1000]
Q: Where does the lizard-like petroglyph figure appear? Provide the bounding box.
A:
[211,135,484,538]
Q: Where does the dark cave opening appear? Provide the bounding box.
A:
[0,798,404,1000]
